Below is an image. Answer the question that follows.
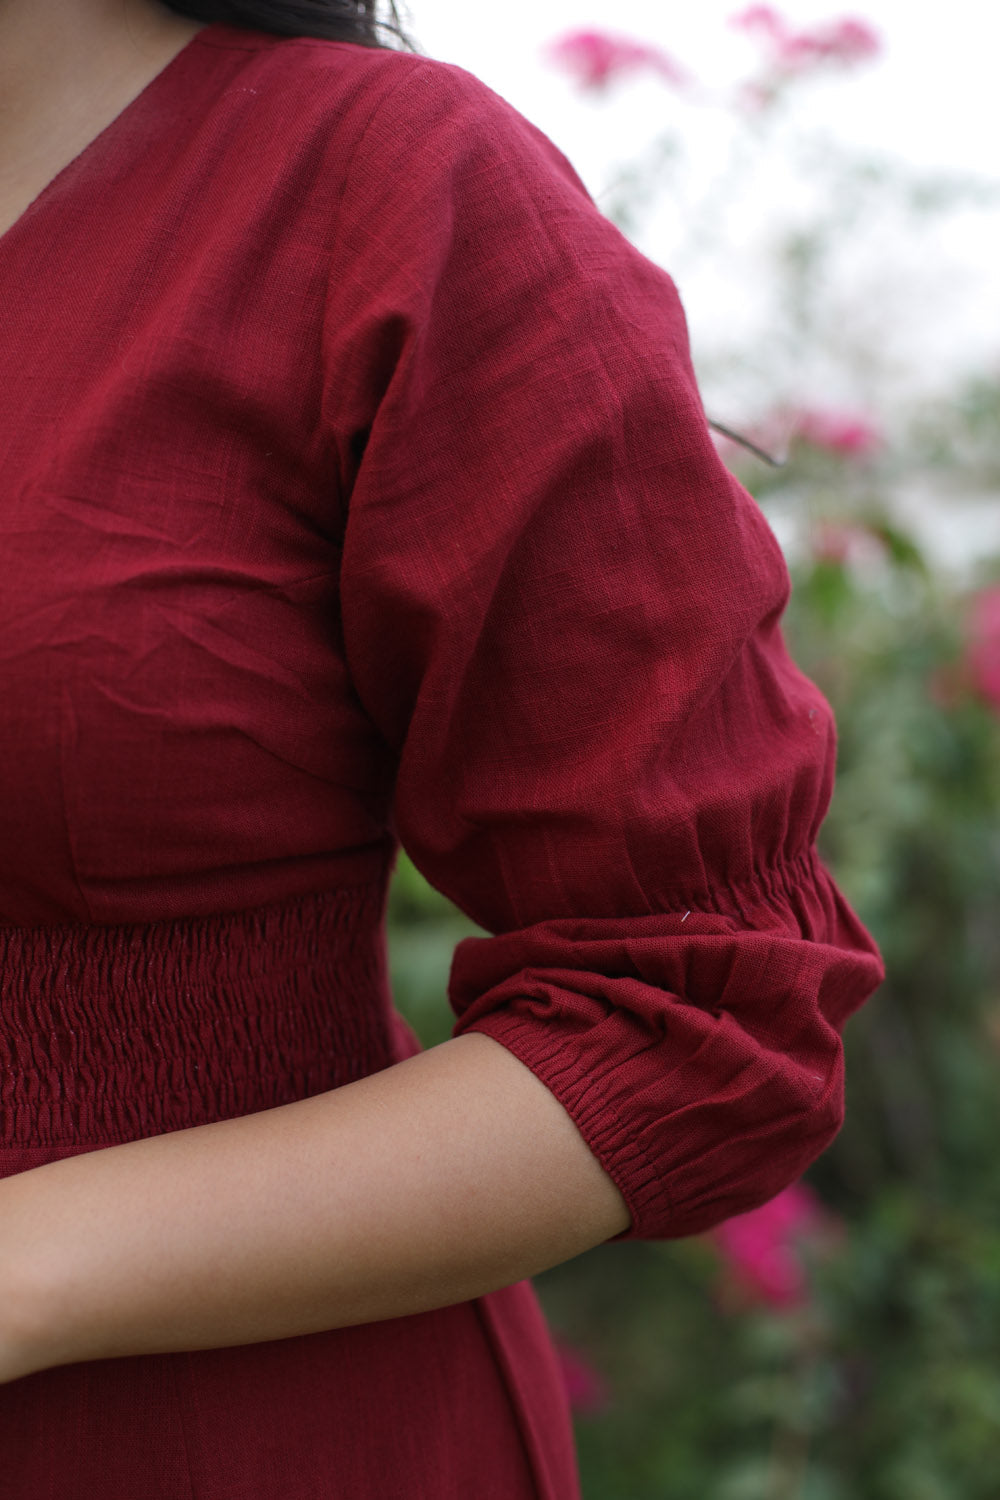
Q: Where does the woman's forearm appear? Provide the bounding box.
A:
[1,1032,631,1381]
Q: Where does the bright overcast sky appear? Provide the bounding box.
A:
[401,0,999,386]
[403,0,994,176]
[400,0,999,564]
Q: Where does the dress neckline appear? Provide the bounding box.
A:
[0,23,238,253]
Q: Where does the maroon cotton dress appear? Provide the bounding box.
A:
[0,25,884,1498]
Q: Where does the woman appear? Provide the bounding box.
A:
[0,0,884,1494]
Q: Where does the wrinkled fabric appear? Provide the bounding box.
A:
[0,20,881,1495]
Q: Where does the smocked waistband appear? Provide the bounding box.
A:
[0,884,402,1149]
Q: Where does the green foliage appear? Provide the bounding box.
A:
[386,850,482,1050]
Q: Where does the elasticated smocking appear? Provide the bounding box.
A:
[0,883,396,1148]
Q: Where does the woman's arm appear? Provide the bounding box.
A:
[0,1032,630,1383]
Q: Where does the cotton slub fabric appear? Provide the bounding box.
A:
[0,25,883,1497]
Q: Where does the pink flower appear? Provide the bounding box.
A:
[810,518,887,567]
[794,408,883,458]
[709,1182,839,1311]
[729,5,790,41]
[812,521,854,564]
[545,29,689,94]
[729,7,882,74]
[964,586,1000,713]
[780,18,881,67]
[552,1337,610,1415]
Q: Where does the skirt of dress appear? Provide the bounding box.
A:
[0,888,581,1500]
[0,1263,577,1500]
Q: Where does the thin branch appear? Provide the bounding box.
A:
[708,418,787,467]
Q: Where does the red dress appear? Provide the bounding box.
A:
[0,24,884,1497]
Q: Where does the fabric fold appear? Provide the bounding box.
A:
[449,863,881,1239]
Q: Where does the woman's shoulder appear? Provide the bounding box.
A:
[191,25,579,192]
[196,27,506,138]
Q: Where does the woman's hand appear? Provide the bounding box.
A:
[0,1034,629,1380]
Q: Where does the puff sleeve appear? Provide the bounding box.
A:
[323,57,885,1241]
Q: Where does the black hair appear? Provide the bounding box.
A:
[159,1,414,50]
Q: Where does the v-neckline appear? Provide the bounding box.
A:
[0,23,222,252]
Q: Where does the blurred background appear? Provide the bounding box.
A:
[385,5,1000,1496]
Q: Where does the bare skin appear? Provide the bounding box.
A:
[0,0,632,1385]
[0,0,204,237]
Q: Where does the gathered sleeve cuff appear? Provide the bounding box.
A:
[323,54,885,1241]
[449,855,879,1240]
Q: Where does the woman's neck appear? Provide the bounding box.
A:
[0,0,204,233]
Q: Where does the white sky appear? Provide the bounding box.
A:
[399,1,1000,563]
[401,0,1000,389]
[403,0,996,175]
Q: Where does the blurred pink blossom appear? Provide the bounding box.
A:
[730,4,789,40]
[794,408,883,457]
[812,520,862,564]
[786,18,882,66]
[552,1337,611,1415]
[730,7,882,74]
[964,586,1000,713]
[709,1181,839,1311]
[810,518,892,571]
[545,29,689,93]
